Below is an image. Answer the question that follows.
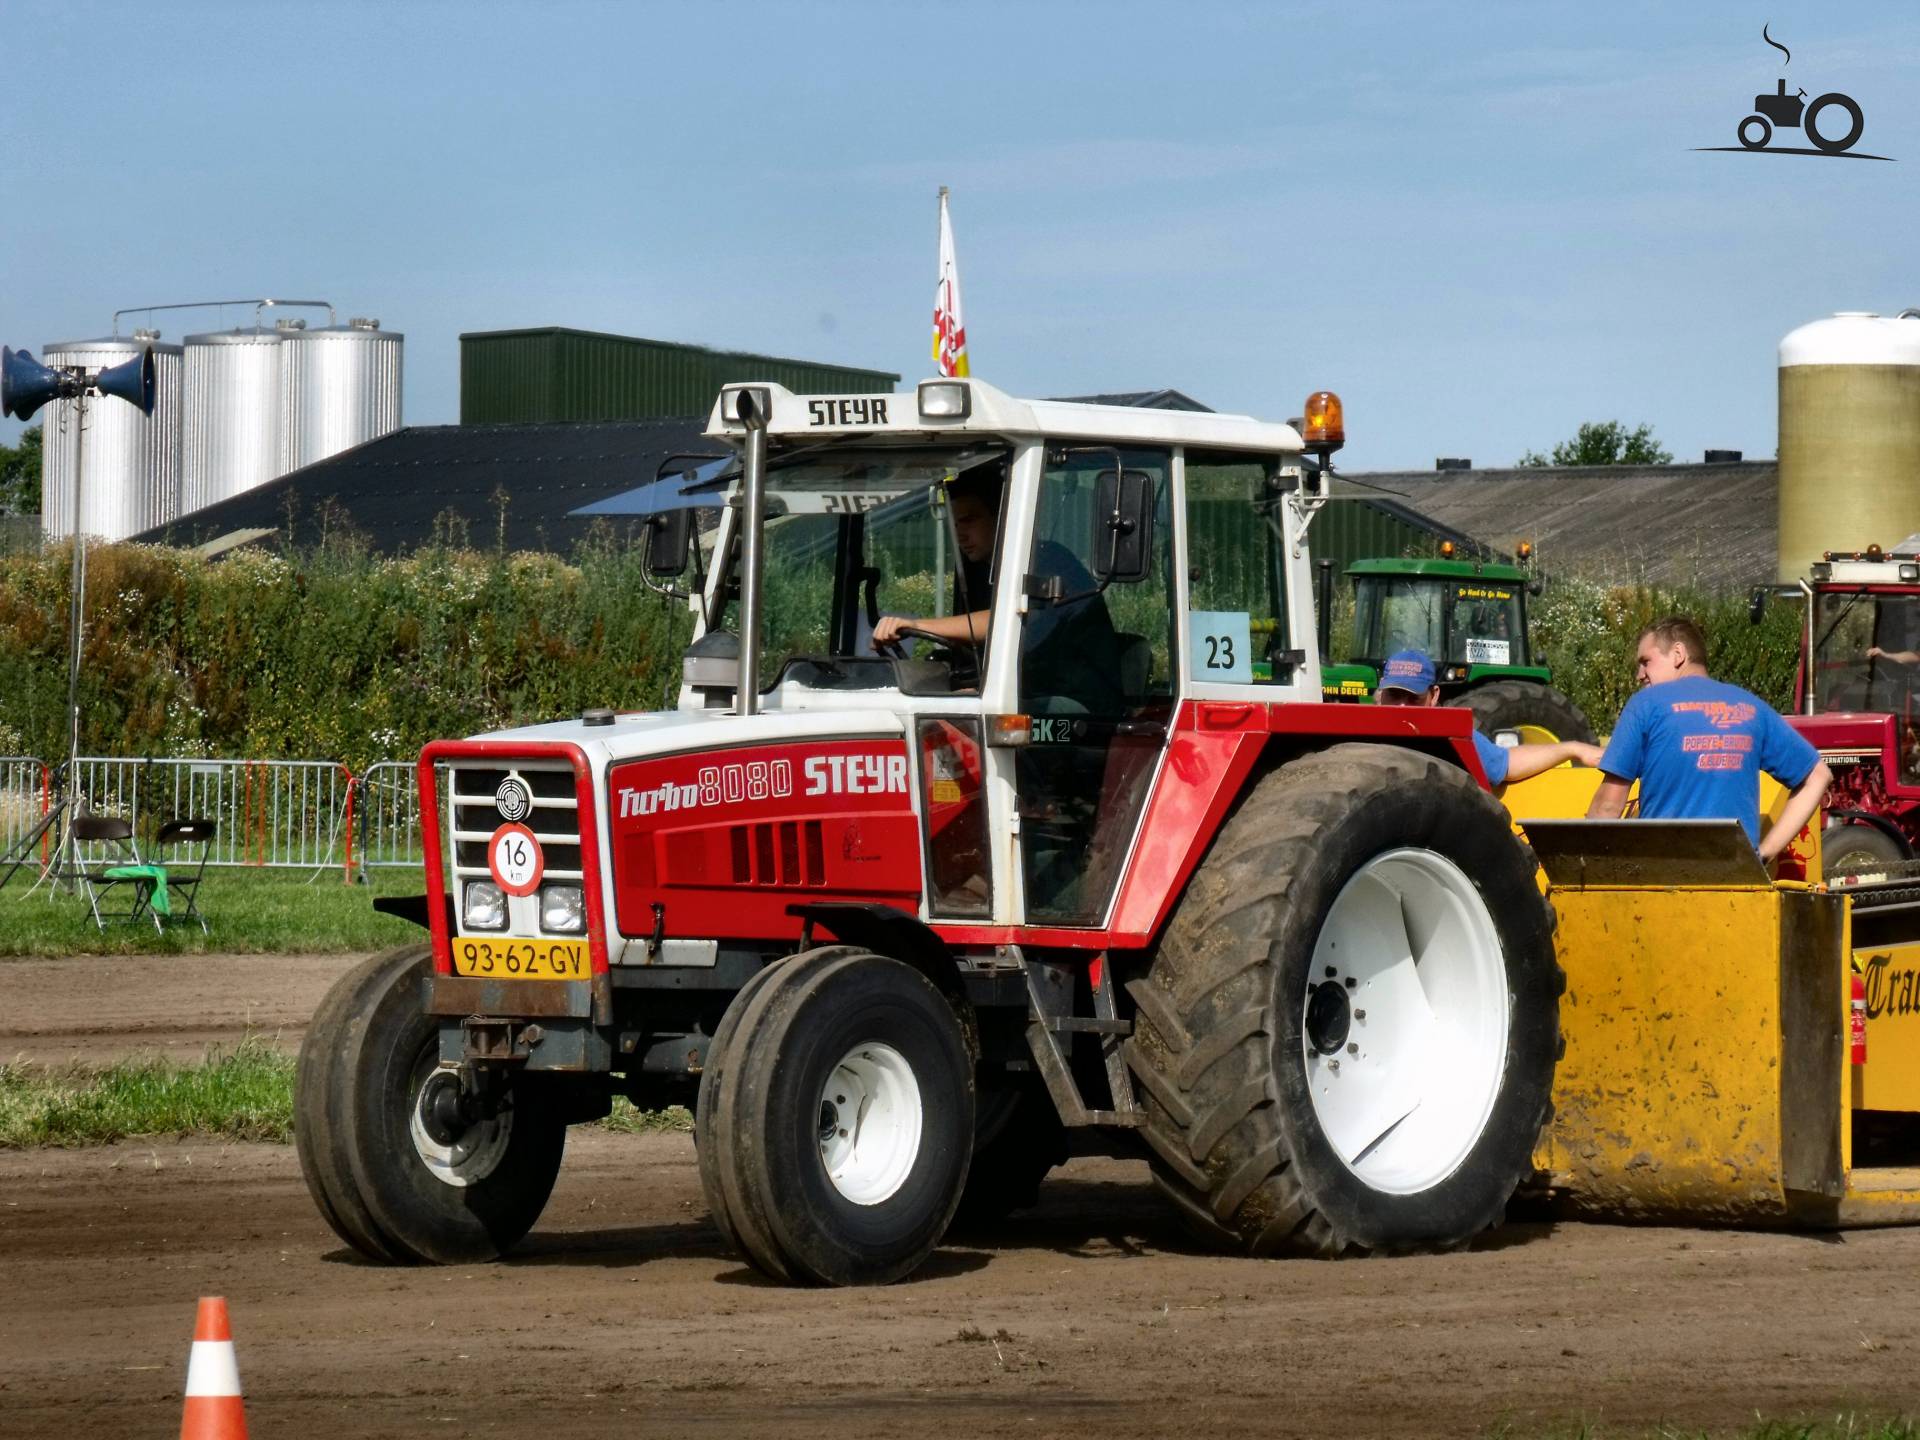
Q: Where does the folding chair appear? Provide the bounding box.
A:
[75,815,159,932]
[143,818,218,933]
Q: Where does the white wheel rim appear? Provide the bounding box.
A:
[409,1067,514,1188]
[818,1042,923,1206]
[1303,848,1509,1195]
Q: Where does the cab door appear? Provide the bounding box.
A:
[1014,446,1178,925]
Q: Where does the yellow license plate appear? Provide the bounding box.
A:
[451,937,589,980]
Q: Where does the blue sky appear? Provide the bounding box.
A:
[2,1,1914,470]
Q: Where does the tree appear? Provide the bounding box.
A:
[0,425,43,514]
[1517,420,1671,468]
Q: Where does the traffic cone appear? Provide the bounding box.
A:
[178,1296,248,1439]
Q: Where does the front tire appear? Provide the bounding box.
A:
[330,948,566,1264]
[704,949,974,1285]
[1125,744,1561,1255]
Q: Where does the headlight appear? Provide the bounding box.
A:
[463,880,506,931]
[540,884,586,934]
[917,380,971,420]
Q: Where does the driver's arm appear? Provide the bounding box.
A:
[874,610,988,646]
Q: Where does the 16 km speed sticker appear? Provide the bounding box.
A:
[487,823,544,896]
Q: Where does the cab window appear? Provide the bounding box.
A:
[1184,449,1293,683]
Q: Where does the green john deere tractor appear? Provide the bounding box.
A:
[1319,554,1596,745]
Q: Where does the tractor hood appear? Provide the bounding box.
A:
[465,705,907,771]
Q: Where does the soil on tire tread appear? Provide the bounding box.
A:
[1125,743,1561,1258]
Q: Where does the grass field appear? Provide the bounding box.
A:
[0,866,424,957]
[0,1041,691,1148]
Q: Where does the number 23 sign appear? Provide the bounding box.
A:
[488,823,544,896]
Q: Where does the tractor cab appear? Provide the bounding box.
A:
[1779,545,1920,874]
[622,378,1328,929]
[1337,553,1537,689]
[1320,549,1595,745]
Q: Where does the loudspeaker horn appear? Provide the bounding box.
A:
[94,346,156,416]
[0,346,68,421]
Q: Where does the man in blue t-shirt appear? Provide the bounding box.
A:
[1586,615,1831,862]
[1375,650,1603,787]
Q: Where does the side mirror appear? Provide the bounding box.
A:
[1748,586,1767,625]
[1093,468,1154,583]
[645,509,693,577]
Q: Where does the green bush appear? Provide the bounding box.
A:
[1529,576,1801,731]
[0,536,696,768]
[0,537,1804,766]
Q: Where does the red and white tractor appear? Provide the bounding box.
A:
[1773,545,1920,877]
[297,380,1561,1284]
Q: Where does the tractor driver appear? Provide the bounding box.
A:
[873,465,999,653]
[1376,650,1603,787]
[1586,616,1832,864]
[873,465,1126,714]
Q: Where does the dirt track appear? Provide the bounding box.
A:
[3,955,1919,1437]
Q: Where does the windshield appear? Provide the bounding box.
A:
[1812,589,1920,714]
[1352,577,1443,662]
[1446,582,1527,667]
[708,443,1010,693]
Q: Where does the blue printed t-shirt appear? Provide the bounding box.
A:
[1597,675,1819,846]
[1471,729,1510,786]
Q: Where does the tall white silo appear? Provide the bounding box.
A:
[1778,311,1920,580]
[281,318,403,471]
[181,327,285,514]
[40,331,184,542]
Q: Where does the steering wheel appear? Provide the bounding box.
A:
[875,623,971,659]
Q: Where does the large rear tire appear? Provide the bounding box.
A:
[703,949,974,1285]
[1453,679,1595,746]
[1125,743,1561,1255]
[323,948,567,1264]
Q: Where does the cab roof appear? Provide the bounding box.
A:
[703,378,1305,455]
[1347,557,1529,582]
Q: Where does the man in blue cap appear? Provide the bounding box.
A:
[1376,649,1603,788]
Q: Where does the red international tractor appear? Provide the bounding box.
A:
[296,381,1563,1284]
[1774,545,1920,877]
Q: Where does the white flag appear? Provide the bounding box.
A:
[931,187,969,377]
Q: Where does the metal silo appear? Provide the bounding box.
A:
[40,331,183,541]
[181,327,285,514]
[282,318,403,471]
[1778,311,1920,580]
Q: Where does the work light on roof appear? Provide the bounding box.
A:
[719,385,770,430]
[917,380,970,421]
[1302,390,1345,452]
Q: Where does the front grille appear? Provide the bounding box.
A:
[449,761,584,936]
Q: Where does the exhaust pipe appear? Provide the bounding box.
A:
[735,390,769,716]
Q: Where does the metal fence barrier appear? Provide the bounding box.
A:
[69,756,359,874]
[0,756,51,864]
[0,755,452,881]
[355,760,445,874]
